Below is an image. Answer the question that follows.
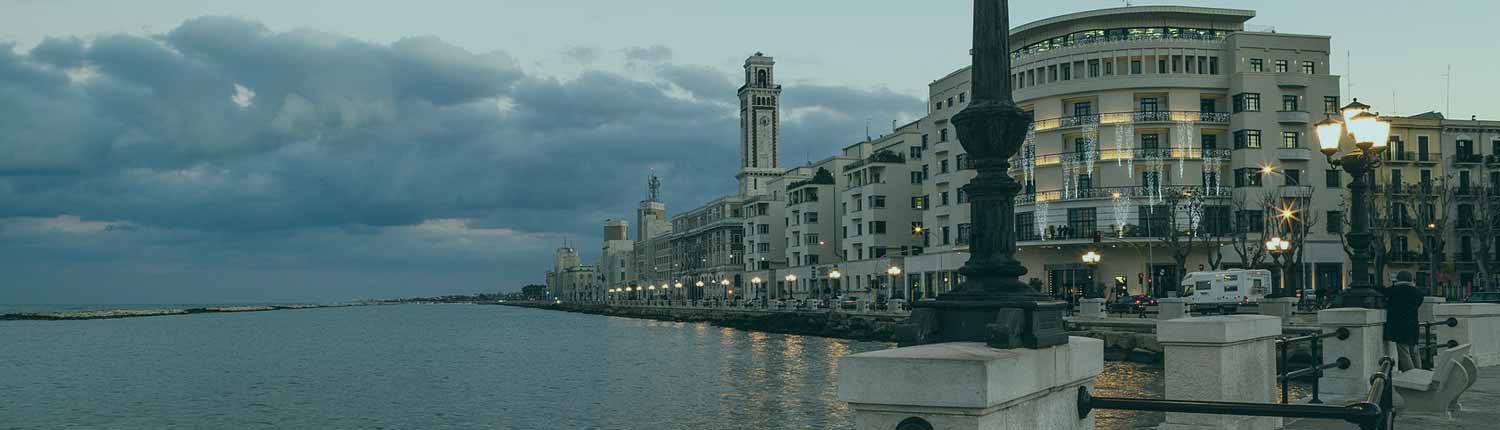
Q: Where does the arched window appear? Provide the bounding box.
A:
[756,69,769,86]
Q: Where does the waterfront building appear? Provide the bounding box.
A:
[830,123,926,303]
[544,244,598,302]
[904,5,1349,301]
[600,219,634,294]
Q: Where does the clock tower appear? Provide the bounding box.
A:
[736,52,782,196]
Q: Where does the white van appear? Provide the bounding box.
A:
[1179,269,1272,312]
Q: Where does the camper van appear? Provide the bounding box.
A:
[1179,269,1272,312]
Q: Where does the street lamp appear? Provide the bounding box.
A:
[1082,251,1101,299]
[720,279,731,300]
[751,277,763,300]
[1266,237,1292,295]
[897,0,1068,349]
[1317,98,1391,309]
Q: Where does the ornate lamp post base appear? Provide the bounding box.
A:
[899,299,1069,349]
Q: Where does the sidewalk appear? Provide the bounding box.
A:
[1284,366,1500,429]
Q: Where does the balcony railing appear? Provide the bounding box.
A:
[1029,111,1230,132]
[1016,185,1230,204]
[1011,32,1228,61]
[1013,147,1230,169]
[1451,154,1483,164]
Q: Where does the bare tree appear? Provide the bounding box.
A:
[1468,179,1500,291]
[1413,176,1457,292]
[1229,193,1271,269]
[1265,188,1320,294]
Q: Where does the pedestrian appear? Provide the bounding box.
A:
[1383,271,1425,371]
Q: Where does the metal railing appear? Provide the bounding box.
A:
[1275,327,1350,404]
[1017,184,1231,204]
[1078,357,1396,430]
[1419,317,1460,370]
[1029,110,1231,131]
[1011,147,1231,168]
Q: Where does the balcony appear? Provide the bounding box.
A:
[1277,110,1310,124]
[1011,31,1228,62]
[1279,185,1313,198]
[1416,153,1438,164]
[1488,155,1500,165]
[1388,251,1421,263]
[1276,73,1312,88]
[1010,147,1231,170]
[1452,154,1484,165]
[1277,148,1311,160]
[1383,151,1417,164]
[842,150,905,172]
[1385,183,1410,195]
[1029,110,1230,132]
[1016,185,1231,205]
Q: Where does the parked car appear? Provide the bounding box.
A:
[1109,294,1157,313]
[838,297,860,310]
[1465,292,1500,304]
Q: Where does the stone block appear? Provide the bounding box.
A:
[1419,296,1446,323]
[1160,315,1281,430]
[838,338,1104,430]
[1078,298,1106,319]
[1434,303,1500,367]
[1317,308,1386,400]
[1158,315,1281,344]
[1157,298,1189,320]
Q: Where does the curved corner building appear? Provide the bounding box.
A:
[904,6,1347,300]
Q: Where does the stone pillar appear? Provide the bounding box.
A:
[1258,297,1298,320]
[1079,298,1106,319]
[838,338,1104,430]
[1433,303,1500,367]
[1317,308,1386,400]
[1157,298,1188,320]
[1159,315,1282,430]
[1419,296,1446,323]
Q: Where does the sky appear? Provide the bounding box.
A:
[2,0,1497,303]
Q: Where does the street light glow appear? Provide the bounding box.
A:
[887,266,902,276]
[828,269,842,279]
[785,274,797,282]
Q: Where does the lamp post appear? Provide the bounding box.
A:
[887,266,903,302]
[1317,98,1392,309]
[897,0,1068,349]
[828,268,843,300]
[720,278,731,301]
[785,274,798,300]
[1266,236,1291,296]
[751,276,763,301]
[1082,251,1101,298]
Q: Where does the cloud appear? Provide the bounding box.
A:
[622,44,672,64]
[561,45,599,65]
[0,17,924,302]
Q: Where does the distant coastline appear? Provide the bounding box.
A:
[0,304,358,321]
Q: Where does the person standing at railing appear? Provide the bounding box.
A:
[1384,271,1425,371]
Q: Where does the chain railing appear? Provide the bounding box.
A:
[1419,317,1460,370]
[1275,327,1350,404]
[1078,357,1396,430]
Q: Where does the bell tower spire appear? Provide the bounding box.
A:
[736,52,782,196]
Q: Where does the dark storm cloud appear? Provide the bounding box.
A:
[0,16,923,300]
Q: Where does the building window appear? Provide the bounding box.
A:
[911,196,925,209]
[1326,169,1342,188]
[957,188,968,204]
[1048,65,1058,81]
[1210,57,1219,74]
[1104,59,1115,75]
[940,191,950,206]
[1141,134,1161,149]
[758,243,770,253]
[1239,210,1264,233]
[1282,131,1300,148]
[805,212,819,223]
[1137,205,1169,234]
[1201,98,1217,113]
[958,92,966,103]
[1172,55,1182,73]
[942,226,951,245]
[939,129,949,142]
[868,195,886,209]
[1202,134,1218,150]
[921,134,929,146]
[1275,59,1288,73]
[939,159,950,173]
[1073,101,1093,117]
[1234,167,1264,187]
[1061,63,1072,80]
[1327,211,1344,233]
[1131,60,1143,74]
[909,145,922,160]
[1324,96,1339,113]
[957,223,972,246]
[934,102,941,111]
[955,154,967,170]
[1233,93,1261,112]
[1234,130,1262,149]
[1282,95,1299,112]
[1284,169,1301,186]
[805,233,819,245]
[1301,61,1316,75]
[1139,97,1160,112]
[910,171,924,184]
[1068,208,1098,238]
[1249,58,1264,72]
[1015,212,1036,240]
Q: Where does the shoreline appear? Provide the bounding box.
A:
[0,303,360,321]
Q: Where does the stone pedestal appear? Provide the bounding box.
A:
[1259,297,1298,320]
[1433,303,1500,366]
[1317,308,1386,400]
[838,338,1104,430]
[1079,298,1106,319]
[1158,298,1188,320]
[1419,296,1446,323]
[1158,315,1282,430]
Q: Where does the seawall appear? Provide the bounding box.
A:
[499,302,908,342]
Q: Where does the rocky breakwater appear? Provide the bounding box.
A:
[0,304,349,321]
[506,302,906,342]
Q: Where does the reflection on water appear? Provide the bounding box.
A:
[0,304,1305,430]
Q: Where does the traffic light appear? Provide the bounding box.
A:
[1138,273,1145,284]
[1093,230,1102,244]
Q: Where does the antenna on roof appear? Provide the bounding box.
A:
[1445,64,1452,117]
[865,118,872,141]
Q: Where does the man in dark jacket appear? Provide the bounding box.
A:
[1383,271,1425,371]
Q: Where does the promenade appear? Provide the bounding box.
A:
[1284,366,1500,429]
